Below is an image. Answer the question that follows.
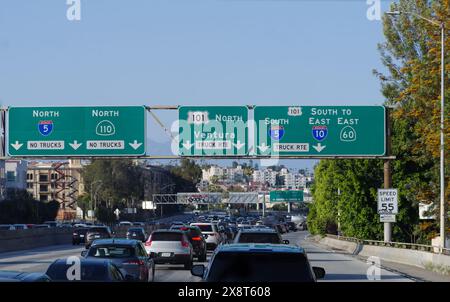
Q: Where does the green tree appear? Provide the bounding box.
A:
[374,0,449,241]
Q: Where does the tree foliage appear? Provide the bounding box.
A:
[0,189,59,224]
[308,0,449,243]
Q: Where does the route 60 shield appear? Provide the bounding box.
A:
[312,125,328,141]
[269,125,285,141]
[38,120,54,136]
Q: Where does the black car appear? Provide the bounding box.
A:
[82,239,155,282]
[287,222,298,232]
[0,271,51,282]
[126,227,147,242]
[46,258,131,282]
[85,226,113,249]
[233,229,289,244]
[171,225,207,262]
[191,244,325,282]
[274,224,285,234]
[72,227,90,245]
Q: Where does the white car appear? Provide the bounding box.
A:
[0,225,16,230]
[190,222,223,250]
[145,229,193,270]
[13,224,28,230]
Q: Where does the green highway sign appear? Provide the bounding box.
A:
[254,106,386,156]
[178,106,249,156]
[270,190,304,202]
[8,106,146,156]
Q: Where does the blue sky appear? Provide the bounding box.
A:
[0,0,393,170]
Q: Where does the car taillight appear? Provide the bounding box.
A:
[145,240,152,247]
[123,260,144,266]
[181,240,189,248]
[191,236,202,241]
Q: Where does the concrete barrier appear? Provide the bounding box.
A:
[0,229,72,253]
[314,236,450,275]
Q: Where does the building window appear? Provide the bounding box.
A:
[39,174,48,182]
[27,183,33,189]
[6,171,15,182]
[27,173,33,180]
[40,195,48,201]
[40,185,48,192]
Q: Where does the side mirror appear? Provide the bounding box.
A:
[191,264,205,278]
[283,240,290,245]
[312,267,325,279]
[81,250,87,257]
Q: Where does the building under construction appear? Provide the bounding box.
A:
[26,160,85,221]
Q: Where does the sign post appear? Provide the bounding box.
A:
[178,106,248,156]
[8,106,146,157]
[254,106,386,157]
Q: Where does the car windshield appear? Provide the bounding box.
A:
[207,252,314,282]
[89,227,109,233]
[194,225,213,232]
[46,263,109,281]
[88,246,135,258]
[237,233,281,244]
[0,226,11,230]
[128,228,143,233]
[151,232,183,241]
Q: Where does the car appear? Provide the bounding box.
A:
[73,223,88,228]
[274,224,285,234]
[287,222,298,232]
[46,258,132,282]
[72,227,91,245]
[81,239,155,282]
[0,271,51,282]
[191,244,325,282]
[144,229,194,269]
[126,227,147,242]
[171,225,207,262]
[233,229,289,244]
[170,221,186,228]
[34,224,51,229]
[132,222,145,226]
[0,225,16,231]
[12,224,29,230]
[118,221,133,226]
[190,222,223,250]
[43,221,58,227]
[85,226,113,249]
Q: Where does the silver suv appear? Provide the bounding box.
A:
[145,229,194,270]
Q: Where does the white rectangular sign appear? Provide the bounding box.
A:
[380,214,396,223]
[378,188,398,214]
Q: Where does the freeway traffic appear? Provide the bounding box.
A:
[0,213,414,282]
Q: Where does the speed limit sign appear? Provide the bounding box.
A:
[377,189,398,214]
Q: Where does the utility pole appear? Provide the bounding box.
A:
[384,108,392,242]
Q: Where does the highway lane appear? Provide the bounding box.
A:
[284,231,413,282]
[0,231,413,282]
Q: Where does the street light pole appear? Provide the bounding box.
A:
[386,10,446,250]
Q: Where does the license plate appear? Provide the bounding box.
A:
[80,235,84,238]
[161,253,171,257]
[132,234,136,236]
[94,235,100,238]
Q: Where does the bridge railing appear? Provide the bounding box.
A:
[326,234,450,255]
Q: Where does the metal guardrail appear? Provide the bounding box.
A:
[326,234,450,255]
